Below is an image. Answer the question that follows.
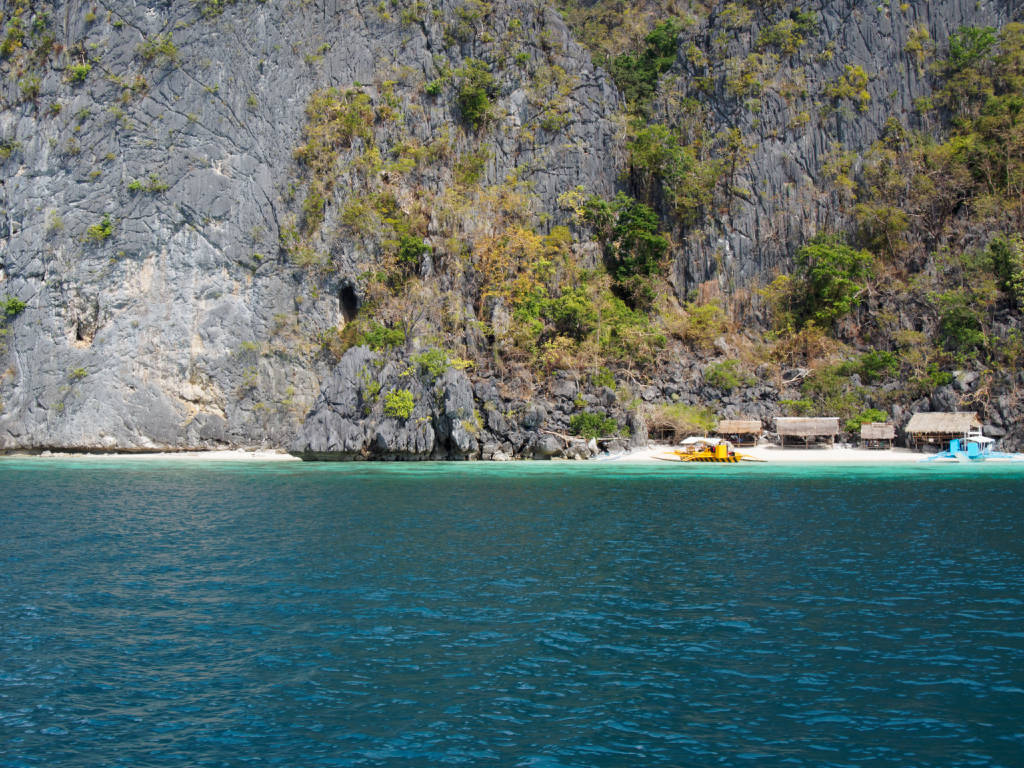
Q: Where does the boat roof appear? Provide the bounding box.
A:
[679,436,727,446]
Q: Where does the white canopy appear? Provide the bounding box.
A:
[679,436,727,446]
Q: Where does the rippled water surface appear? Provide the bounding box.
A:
[2,459,1023,767]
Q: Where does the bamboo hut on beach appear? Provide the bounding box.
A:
[905,412,982,450]
[775,417,840,448]
[860,422,895,449]
[715,419,762,446]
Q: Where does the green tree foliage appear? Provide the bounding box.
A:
[293,89,374,179]
[845,408,889,435]
[85,215,114,242]
[946,25,998,74]
[569,411,618,440]
[583,193,669,310]
[412,348,453,378]
[546,287,598,340]
[1,295,27,319]
[824,64,871,112]
[596,294,666,365]
[396,234,430,276]
[357,322,406,351]
[628,124,720,224]
[767,236,874,329]
[704,359,750,392]
[756,11,818,56]
[457,58,496,130]
[936,289,987,356]
[799,364,869,421]
[609,18,682,113]
[933,24,1024,212]
[987,233,1024,308]
[383,389,415,420]
[136,33,179,66]
[853,350,900,383]
[67,63,91,83]
[795,235,874,326]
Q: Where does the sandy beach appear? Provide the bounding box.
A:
[616,443,928,465]
[19,449,301,462]
[0,444,986,466]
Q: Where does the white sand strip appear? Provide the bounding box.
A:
[22,449,300,462]
[615,444,926,465]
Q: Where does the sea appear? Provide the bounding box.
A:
[1,458,1023,767]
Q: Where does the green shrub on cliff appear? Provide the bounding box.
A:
[137,33,179,66]
[67,63,91,83]
[85,215,114,242]
[799,236,874,324]
[569,411,618,440]
[358,323,406,352]
[987,234,1024,309]
[845,408,889,435]
[766,236,874,329]
[704,359,751,392]
[583,193,668,311]
[627,124,721,225]
[1,296,27,319]
[609,18,683,113]
[456,58,496,130]
[824,64,871,112]
[383,389,415,420]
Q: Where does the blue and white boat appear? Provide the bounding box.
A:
[920,433,1024,463]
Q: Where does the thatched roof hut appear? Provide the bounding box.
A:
[860,422,895,440]
[715,419,762,446]
[775,417,840,447]
[860,422,895,448]
[905,412,981,435]
[905,412,981,449]
[716,419,762,434]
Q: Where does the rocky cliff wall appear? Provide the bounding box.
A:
[0,0,1019,452]
[0,0,621,450]
[657,0,1015,309]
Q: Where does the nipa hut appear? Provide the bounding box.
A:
[775,417,840,448]
[715,419,762,447]
[860,422,895,449]
[904,412,982,450]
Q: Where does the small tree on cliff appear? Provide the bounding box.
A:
[764,235,875,330]
[583,193,669,312]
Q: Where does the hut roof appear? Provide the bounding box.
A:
[715,419,762,434]
[775,417,840,436]
[861,422,895,440]
[905,411,981,435]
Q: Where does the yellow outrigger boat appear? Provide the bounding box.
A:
[654,436,765,463]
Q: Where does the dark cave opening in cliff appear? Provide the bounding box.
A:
[340,284,359,323]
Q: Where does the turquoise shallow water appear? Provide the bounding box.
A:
[2,459,1023,767]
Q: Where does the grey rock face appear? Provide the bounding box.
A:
[0,0,621,451]
[522,403,546,429]
[2,0,1017,455]
[291,346,482,459]
[664,0,1014,303]
[533,433,562,458]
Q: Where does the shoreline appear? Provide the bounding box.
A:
[616,444,929,465]
[1,449,301,462]
[0,444,951,466]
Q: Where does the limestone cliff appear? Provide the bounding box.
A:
[0,0,1020,453]
[0,0,621,450]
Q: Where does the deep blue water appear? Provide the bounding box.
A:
[1,459,1023,767]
